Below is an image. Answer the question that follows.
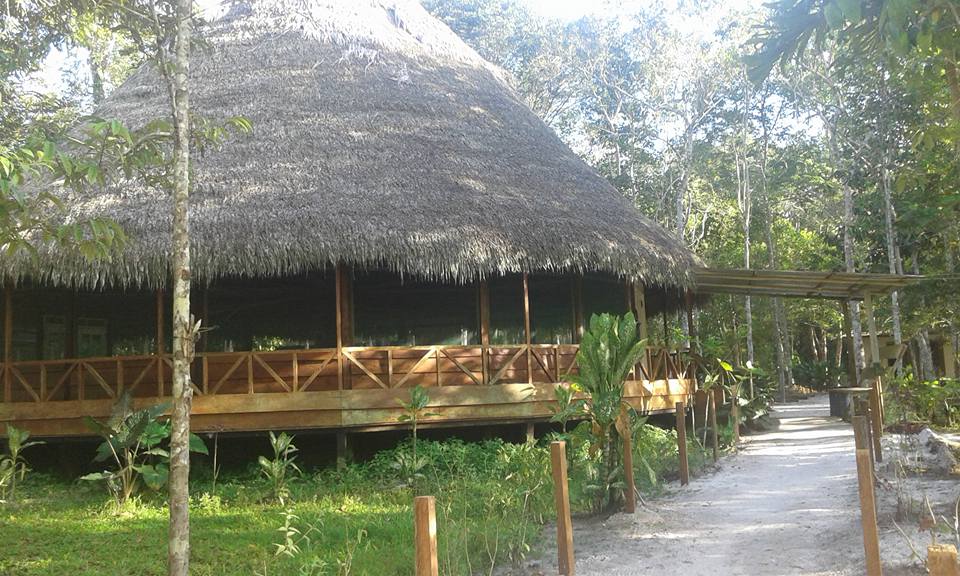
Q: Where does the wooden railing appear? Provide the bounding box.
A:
[0,344,695,403]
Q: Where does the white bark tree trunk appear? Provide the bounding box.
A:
[168,0,194,573]
[881,163,904,375]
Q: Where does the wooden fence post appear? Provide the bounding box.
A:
[676,401,689,486]
[414,495,438,576]
[852,416,882,576]
[928,545,960,576]
[731,386,740,445]
[551,441,575,576]
[710,390,719,463]
[623,429,636,514]
[870,382,884,463]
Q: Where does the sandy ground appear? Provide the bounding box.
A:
[533,395,940,576]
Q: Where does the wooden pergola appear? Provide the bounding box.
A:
[693,267,921,461]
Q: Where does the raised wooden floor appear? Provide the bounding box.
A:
[0,344,695,437]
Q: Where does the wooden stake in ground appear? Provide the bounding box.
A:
[676,401,689,486]
[852,416,882,576]
[710,390,719,462]
[623,429,636,514]
[414,496,438,576]
[731,386,741,445]
[927,544,960,576]
[551,441,575,576]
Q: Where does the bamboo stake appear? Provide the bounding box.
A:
[676,401,689,486]
[551,441,575,576]
[414,496,438,576]
[623,428,636,514]
[853,416,882,576]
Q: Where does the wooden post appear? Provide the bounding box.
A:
[663,311,670,349]
[525,422,535,444]
[685,291,697,353]
[523,273,532,384]
[864,293,882,368]
[572,276,584,343]
[841,300,858,386]
[870,383,884,463]
[336,431,350,470]
[864,292,887,424]
[414,495,439,576]
[335,265,344,390]
[156,289,165,394]
[623,428,636,514]
[676,401,689,486]
[710,389,719,462]
[551,441,575,576]
[731,385,740,445]
[479,280,490,384]
[3,284,11,403]
[928,545,960,576]
[853,416,882,576]
[633,285,648,376]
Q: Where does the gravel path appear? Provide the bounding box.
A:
[543,395,877,576]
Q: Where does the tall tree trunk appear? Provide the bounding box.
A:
[841,181,865,383]
[910,251,936,380]
[881,163,905,375]
[945,231,959,376]
[168,0,194,573]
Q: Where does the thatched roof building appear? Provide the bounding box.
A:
[7,0,697,290]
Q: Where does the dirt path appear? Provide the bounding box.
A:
[541,395,885,576]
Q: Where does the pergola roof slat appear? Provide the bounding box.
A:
[694,268,920,300]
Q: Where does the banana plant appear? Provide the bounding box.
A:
[81,392,207,505]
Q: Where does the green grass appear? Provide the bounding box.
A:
[0,432,715,576]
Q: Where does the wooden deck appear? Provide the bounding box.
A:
[0,344,695,437]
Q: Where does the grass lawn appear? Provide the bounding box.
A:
[0,428,710,576]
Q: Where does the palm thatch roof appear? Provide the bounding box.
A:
[7,0,699,290]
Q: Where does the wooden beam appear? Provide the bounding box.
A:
[523,273,532,384]
[3,284,11,403]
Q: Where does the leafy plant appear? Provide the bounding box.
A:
[0,425,44,503]
[81,393,207,505]
[567,312,646,513]
[259,431,301,504]
[395,385,436,489]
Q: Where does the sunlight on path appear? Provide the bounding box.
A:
[564,395,867,576]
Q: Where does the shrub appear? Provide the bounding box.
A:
[0,425,43,503]
[259,431,301,504]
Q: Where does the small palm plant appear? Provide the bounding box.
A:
[570,312,646,513]
[259,431,301,504]
[396,385,436,489]
[0,425,44,503]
